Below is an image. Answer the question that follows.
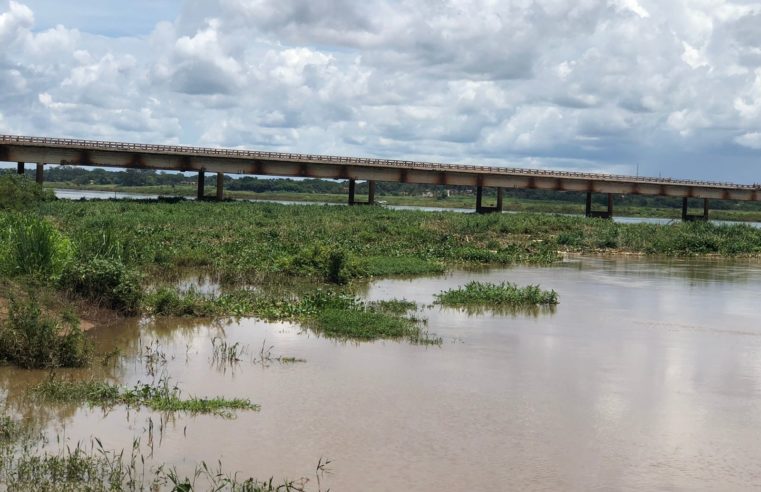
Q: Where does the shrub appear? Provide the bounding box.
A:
[59,258,142,314]
[0,299,92,369]
[0,174,54,210]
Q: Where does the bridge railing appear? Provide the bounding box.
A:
[2,134,758,190]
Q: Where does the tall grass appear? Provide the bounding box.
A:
[0,215,72,279]
[0,299,92,369]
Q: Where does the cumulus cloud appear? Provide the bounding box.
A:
[1,0,761,181]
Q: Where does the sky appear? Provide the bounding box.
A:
[1,0,760,183]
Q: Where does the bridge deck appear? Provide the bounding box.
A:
[1,134,759,201]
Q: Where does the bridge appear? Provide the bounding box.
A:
[2,134,760,220]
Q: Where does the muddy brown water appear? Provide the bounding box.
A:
[2,256,761,490]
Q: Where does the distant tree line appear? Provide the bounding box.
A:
[4,166,760,211]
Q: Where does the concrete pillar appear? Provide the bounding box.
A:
[496,188,504,212]
[197,170,205,200]
[704,198,709,220]
[607,193,613,218]
[17,162,24,175]
[35,163,44,184]
[348,179,356,205]
[585,192,593,217]
[681,197,688,222]
[368,180,376,205]
[216,172,224,201]
[476,185,484,213]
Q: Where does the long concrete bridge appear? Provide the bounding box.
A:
[2,134,760,220]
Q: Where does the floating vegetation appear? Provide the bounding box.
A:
[435,281,559,309]
[30,377,258,418]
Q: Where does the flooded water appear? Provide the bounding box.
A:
[2,256,761,490]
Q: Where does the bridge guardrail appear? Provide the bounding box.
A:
[1,134,758,190]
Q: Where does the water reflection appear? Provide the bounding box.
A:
[2,256,761,490]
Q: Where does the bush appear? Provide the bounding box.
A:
[59,258,142,314]
[0,174,54,210]
[0,215,72,279]
[278,245,365,284]
[0,299,92,369]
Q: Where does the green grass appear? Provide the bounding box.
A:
[30,378,258,418]
[3,199,761,327]
[0,298,92,369]
[0,423,323,491]
[435,281,559,308]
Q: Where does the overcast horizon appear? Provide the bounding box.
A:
[1,0,760,183]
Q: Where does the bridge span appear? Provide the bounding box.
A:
[2,134,759,220]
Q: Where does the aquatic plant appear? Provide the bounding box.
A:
[30,377,258,418]
[435,281,559,308]
[59,257,142,314]
[0,430,321,491]
[0,298,92,369]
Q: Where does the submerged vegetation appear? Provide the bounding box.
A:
[435,281,559,308]
[30,377,258,417]
[0,416,325,491]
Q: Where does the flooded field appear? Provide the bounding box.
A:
[2,256,760,490]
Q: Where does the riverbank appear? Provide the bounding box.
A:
[2,198,761,329]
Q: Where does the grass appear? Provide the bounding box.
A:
[30,377,259,418]
[435,281,559,308]
[0,425,322,491]
[0,298,92,369]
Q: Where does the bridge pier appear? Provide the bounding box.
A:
[586,192,613,219]
[197,170,205,200]
[35,163,44,184]
[682,197,709,222]
[216,172,224,201]
[348,179,376,205]
[475,186,504,213]
[17,162,24,175]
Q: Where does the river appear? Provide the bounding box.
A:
[2,256,760,490]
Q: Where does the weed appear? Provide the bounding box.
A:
[435,281,559,308]
[30,377,259,418]
[59,257,142,314]
[0,298,92,369]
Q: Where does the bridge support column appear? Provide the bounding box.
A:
[682,197,710,222]
[607,193,614,218]
[368,180,376,205]
[35,163,44,184]
[348,179,356,205]
[216,172,224,201]
[475,186,503,213]
[348,179,375,205]
[17,162,24,175]
[585,192,592,217]
[197,170,205,200]
[586,192,613,219]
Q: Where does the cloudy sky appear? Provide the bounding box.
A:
[1,0,760,182]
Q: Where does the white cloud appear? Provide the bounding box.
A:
[0,0,761,182]
[735,132,761,149]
